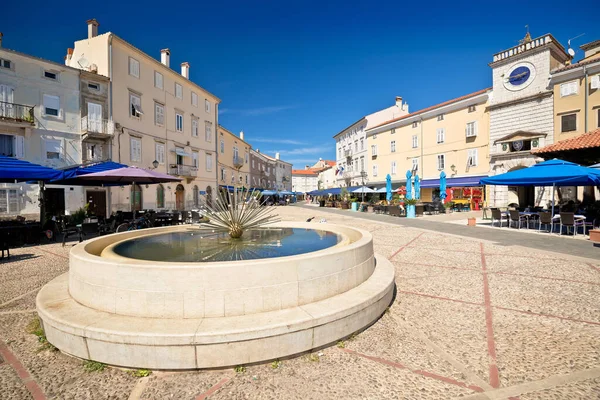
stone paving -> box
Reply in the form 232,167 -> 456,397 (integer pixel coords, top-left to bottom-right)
0,206 -> 599,399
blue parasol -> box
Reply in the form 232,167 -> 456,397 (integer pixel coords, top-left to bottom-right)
405,170 -> 413,200
439,171 -> 447,201
385,174 -> 392,202
414,174 -> 420,200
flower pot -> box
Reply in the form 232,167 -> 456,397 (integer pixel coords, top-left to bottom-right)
406,205 -> 416,218
467,217 -> 477,226
590,229 -> 600,243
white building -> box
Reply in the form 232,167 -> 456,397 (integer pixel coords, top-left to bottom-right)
292,168 -> 319,193
0,37 -> 106,219
487,33 -> 570,207
334,97 -> 409,187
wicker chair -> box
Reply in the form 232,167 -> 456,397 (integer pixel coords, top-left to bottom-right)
491,208 -> 508,227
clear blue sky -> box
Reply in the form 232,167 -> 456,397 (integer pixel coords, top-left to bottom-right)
1,0 -> 599,168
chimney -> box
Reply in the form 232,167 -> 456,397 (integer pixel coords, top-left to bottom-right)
181,62 -> 189,79
65,48 -> 73,66
239,130 -> 244,141
395,96 -> 402,107
161,49 -> 170,67
0,33 -> 3,48
87,19 -> 99,39
276,152 -> 280,160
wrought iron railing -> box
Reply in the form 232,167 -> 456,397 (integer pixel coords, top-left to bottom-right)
169,164 -> 198,177
233,156 -> 244,169
81,116 -> 115,135
0,101 -> 34,124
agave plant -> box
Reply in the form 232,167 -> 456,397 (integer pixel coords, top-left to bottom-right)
197,188 -> 279,239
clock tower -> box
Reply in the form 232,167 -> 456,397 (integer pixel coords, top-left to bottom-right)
487,33 -> 570,207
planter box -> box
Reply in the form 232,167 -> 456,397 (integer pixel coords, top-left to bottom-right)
467,217 -> 477,226
590,229 -> 600,243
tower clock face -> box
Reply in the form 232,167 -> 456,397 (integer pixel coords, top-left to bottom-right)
504,62 -> 536,91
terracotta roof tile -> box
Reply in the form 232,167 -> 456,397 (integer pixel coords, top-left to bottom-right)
292,169 -> 318,175
367,88 -> 491,131
533,128 -> 600,154
552,57 -> 600,74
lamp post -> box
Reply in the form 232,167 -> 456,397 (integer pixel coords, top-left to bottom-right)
360,170 -> 368,202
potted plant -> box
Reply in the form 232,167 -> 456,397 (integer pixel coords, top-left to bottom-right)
443,201 -> 454,214
340,187 -> 350,210
405,198 -> 418,218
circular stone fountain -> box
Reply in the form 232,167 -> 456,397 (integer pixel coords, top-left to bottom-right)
36,222 -> 394,369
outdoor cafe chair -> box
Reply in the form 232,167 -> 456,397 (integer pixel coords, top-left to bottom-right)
191,211 -> 201,223
491,208 -> 508,227
508,210 -> 528,229
537,212 -> 554,233
559,212 -> 577,236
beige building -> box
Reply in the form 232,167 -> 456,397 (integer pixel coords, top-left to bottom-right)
217,126 -> 250,190
66,19 -> 220,211
366,88 -> 491,202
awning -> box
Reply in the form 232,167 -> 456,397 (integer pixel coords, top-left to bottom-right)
0,155 -> 62,183
420,175 -> 488,188
50,161 -> 128,186
171,148 -> 191,157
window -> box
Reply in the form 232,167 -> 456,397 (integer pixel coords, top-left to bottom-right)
371,145 -> 377,156
220,140 -> 225,153
42,94 -> 60,117
245,152 -> 249,163
338,148 -> 341,158
372,164 -> 378,177
354,140 -> 358,152
0,58 -> 11,69
174,113 -> 183,132
130,93 -> 142,117
175,83 -> 183,99
130,137 -> 141,162
252,159 -> 255,168
154,71 -> 163,89
391,161 -> 397,175
467,148 -> 478,167
155,142 -> 165,165
391,128 -> 396,134
205,124 -> 212,142
412,158 -> 419,171
154,102 -> 164,126
437,154 -> 445,170
192,119 -> 198,137
561,114 -> 577,132
391,140 -> 396,153
246,175 -> 249,184
205,99 -> 211,113
468,105 -> 476,113
44,70 -> 58,80
220,168 -> 226,181
88,83 -> 99,90
412,121 -> 418,128
191,92 -> 198,107
129,57 -> 140,78
156,184 -> 165,208
437,114 -> 444,121
205,152 -> 213,171
466,121 -> 477,137
0,189 -> 19,214
412,135 -> 418,148
360,157 -> 365,172
192,151 -> 199,168
45,139 -> 61,160
560,81 -> 578,97
360,138 -> 364,150
436,128 -> 445,144
0,134 -> 24,158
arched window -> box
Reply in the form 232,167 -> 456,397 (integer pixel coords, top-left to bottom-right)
156,184 -> 165,209
131,184 -> 143,211
206,185 -> 212,207
193,185 -> 199,208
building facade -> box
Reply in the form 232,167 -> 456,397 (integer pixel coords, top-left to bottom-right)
249,149 -> 271,189
487,34 -> 570,207
366,89 -> 491,201
217,126 -> 250,190
67,19 -> 220,211
291,168 -> 319,193
0,41 -> 95,219
263,153 -> 292,191
334,97 -> 409,187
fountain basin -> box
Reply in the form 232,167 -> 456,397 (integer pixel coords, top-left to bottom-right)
37,222 -> 395,369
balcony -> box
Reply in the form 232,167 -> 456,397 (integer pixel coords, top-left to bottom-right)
233,156 -> 244,169
81,116 -> 114,137
0,101 -> 34,125
169,164 -> 198,177
344,149 -> 352,159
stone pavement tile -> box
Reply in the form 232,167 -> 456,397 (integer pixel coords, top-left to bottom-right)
394,261 -> 484,304
346,311 -> 483,388
484,254 -> 600,282
394,246 -> 483,269
0,291 -> 37,312
493,308 -> 600,388
393,294 -> 490,385
373,244 -> 404,259
518,376 -> 600,400
482,242 -> 572,261
413,232 -> 482,253
140,370 -> 230,399
488,274 -> 600,323
0,363 -> 32,400
215,347 -> 475,400
0,313 -> 136,400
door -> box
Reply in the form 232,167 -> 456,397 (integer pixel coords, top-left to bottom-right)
44,188 -> 65,217
86,190 -> 107,218
0,84 -> 14,118
131,184 -> 143,211
87,102 -> 102,133
175,184 -> 185,211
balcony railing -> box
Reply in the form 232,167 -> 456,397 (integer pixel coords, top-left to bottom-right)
81,116 -> 115,136
0,101 -> 34,125
344,149 -> 352,158
233,156 -> 244,169
169,164 -> 198,177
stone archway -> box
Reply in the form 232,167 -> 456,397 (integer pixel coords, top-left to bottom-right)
507,165 -> 534,207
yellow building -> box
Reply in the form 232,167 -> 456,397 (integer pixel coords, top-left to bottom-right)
217,126 -> 251,190
366,88 -> 491,203
549,40 -> 600,143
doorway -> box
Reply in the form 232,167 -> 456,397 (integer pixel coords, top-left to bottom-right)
44,188 -> 65,217
131,184 -> 143,211
86,190 -> 107,218
175,184 -> 185,211
206,185 -> 212,208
